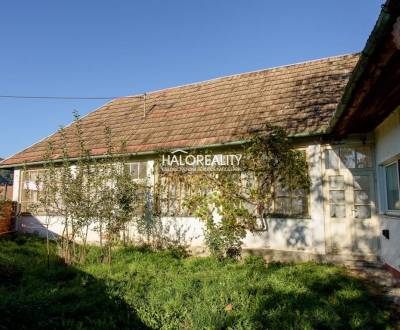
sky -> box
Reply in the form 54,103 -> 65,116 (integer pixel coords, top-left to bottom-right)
0,0 -> 383,159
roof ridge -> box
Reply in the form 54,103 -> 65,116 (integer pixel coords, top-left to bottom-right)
120,52 -> 359,99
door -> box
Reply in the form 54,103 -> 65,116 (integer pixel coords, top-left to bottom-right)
323,146 -> 379,256
350,173 -> 379,254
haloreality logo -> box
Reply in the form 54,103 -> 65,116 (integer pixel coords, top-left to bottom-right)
160,149 -> 242,172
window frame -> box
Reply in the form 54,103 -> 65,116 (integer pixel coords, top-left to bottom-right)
158,175 -> 193,217
383,159 -> 400,215
324,146 -> 373,171
19,168 -> 46,214
270,148 -> 310,219
127,161 -> 148,182
271,181 -> 310,219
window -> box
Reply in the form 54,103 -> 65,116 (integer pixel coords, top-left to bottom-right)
385,161 -> 400,211
353,175 -> 371,219
226,171 -> 309,218
20,169 -> 44,213
273,182 -> 309,217
128,162 -> 147,181
325,146 -> 372,170
159,176 -> 192,216
328,175 -> 346,218
158,171 -> 310,218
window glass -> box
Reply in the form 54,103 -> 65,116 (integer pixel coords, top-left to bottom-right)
355,147 -> 372,168
275,183 -> 290,197
329,190 -> 345,204
330,205 -> 346,218
339,148 -> 356,169
139,162 -> 147,179
274,181 -> 308,217
385,162 -> 400,210
130,163 -> 139,178
325,149 -> 339,170
354,190 -> 369,204
326,146 -> 372,170
353,175 -> 371,219
292,197 -> 307,216
129,162 -> 147,180
329,175 -> 344,190
21,170 -> 44,213
159,176 -> 191,216
274,197 -> 291,215
354,205 -> 371,219
328,174 -> 345,218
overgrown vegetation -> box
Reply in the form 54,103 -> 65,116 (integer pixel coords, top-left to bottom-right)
26,113 -> 310,262
0,234 -> 397,330
178,124 -> 310,259
26,112 -> 146,264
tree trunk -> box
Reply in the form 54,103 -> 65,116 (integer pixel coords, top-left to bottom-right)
46,222 -> 50,270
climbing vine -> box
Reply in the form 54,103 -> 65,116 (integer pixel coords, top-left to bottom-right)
160,124 -> 310,259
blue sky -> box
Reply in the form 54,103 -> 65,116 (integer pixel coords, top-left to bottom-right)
0,0 -> 383,159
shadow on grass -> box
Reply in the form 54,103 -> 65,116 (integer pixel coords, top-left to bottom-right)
0,234 -> 149,330
0,234 -> 398,329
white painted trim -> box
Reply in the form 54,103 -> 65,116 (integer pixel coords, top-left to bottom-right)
308,144 -> 326,254
12,169 -> 20,202
381,159 -> 400,214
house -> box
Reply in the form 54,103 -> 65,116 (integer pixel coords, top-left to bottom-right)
0,158 -> 13,201
1,0 -> 399,273
329,0 -> 400,275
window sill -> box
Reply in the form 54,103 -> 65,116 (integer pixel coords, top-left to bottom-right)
267,214 -> 312,220
160,215 -> 194,218
383,212 -> 400,219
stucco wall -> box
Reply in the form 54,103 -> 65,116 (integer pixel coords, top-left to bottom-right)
375,108 -> 400,165
16,214 -> 316,254
374,108 -> 400,272
13,144 -> 326,255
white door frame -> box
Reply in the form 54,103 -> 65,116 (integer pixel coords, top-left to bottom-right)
322,144 -> 379,256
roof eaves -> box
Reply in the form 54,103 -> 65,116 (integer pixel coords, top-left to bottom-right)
0,127 -> 329,169
327,0 -> 399,133
0,139 -> 249,169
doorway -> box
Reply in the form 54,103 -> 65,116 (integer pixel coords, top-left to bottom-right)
323,145 -> 379,256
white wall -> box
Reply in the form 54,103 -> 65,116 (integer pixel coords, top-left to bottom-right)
12,169 -> 20,202
15,144 -> 326,256
375,108 -> 400,166
17,214 -> 317,254
375,108 -> 400,272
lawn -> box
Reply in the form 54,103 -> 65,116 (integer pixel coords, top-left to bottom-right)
0,234 -> 397,330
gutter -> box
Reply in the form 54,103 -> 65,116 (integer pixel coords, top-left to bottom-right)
327,0 -> 399,134
0,140 -> 249,169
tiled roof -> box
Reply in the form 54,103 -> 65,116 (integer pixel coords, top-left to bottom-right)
1,53 -> 359,166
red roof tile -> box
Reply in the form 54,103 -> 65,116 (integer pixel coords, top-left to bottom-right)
1,53 -> 359,166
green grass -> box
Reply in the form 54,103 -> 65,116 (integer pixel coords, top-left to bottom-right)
0,234 -> 397,330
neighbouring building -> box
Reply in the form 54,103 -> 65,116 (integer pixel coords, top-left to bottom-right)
1,0 -> 399,274
0,158 -> 13,201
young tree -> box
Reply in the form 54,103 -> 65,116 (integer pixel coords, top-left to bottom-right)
31,112 -> 144,264
96,147 -> 143,263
